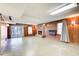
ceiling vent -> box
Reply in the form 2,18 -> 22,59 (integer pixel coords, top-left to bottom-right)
77,3 -> 79,6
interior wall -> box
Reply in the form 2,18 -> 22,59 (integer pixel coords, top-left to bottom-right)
7,24 -> 37,38
24,25 -> 28,36
37,20 -> 62,38
67,16 -> 79,44
24,25 -> 37,36
0,23 -> 8,39
1,24 -> 7,39
45,23 -> 57,37
0,23 -> 8,48
37,24 -> 43,35
37,23 -> 57,36
32,25 -> 37,36
7,24 -> 11,39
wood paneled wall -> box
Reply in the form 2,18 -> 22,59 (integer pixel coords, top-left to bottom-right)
7,24 -> 11,39
66,16 -> 79,44
45,23 -> 57,37
24,25 -> 37,36
7,24 -> 37,38
32,25 -> 37,36
24,25 -> 28,36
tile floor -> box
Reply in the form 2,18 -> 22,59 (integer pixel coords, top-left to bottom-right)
0,36 -> 79,56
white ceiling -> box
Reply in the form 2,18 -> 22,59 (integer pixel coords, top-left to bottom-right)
0,3 -> 79,24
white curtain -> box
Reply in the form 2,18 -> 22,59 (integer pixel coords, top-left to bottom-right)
0,24 -> 7,48
42,24 -> 45,36
60,20 -> 70,42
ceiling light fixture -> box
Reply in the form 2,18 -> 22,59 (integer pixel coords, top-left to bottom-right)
50,3 -> 77,15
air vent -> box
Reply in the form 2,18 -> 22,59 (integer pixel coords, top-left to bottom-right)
77,3 -> 79,6
9,16 -> 12,21
0,13 -> 2,15
0,13 -> 4,21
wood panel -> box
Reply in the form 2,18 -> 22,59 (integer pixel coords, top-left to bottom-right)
24,25 -> 37,36
7,24 -> 37,37
24,25 -> 28,36
66,16 -> 79,44
7,24 -> 11,39
32,25 -> 37,36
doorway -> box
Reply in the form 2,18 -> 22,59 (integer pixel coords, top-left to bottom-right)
57,22 -> 63,40
57,23 -> 63,35
28,26 -> 32,35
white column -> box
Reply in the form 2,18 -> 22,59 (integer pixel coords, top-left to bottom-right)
0,22 -> 1,48
60,20 -> 70,42
42,24 -> 45,37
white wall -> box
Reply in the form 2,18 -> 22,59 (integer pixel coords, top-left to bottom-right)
0,24 -> 8,48
1,24 -> 7,39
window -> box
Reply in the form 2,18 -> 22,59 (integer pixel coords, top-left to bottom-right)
28,26 -> 32,34
11,25 -> 23,38
57,23 -> 63,35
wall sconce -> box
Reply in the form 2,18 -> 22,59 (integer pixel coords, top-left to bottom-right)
71,21 -> 75,25
43,24 -> 45,26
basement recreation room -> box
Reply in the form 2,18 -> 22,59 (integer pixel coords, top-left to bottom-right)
0,3 -> 79,56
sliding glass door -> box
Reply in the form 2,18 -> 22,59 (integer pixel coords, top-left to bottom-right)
11,25 -> 24,38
